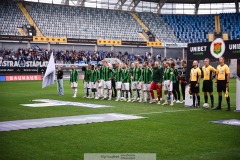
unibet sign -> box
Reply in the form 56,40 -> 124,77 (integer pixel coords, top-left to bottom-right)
187,38 -> 240,60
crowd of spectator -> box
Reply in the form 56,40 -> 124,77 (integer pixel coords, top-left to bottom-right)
0,46 -> 182,66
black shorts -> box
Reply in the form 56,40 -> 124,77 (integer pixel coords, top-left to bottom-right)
190,81 -> 199,93
217,80 -> 228,92
202,80 -> 213,92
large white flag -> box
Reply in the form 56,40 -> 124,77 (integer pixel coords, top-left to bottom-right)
42,52 -> 55,88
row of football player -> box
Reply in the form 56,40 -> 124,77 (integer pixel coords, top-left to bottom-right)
69,59 -> 186,106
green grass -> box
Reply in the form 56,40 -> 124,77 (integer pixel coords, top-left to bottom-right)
0,79 -> 239,160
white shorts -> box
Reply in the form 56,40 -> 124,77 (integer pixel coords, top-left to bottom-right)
138,82 -> 143,89
142,83 -> 150,91
116,82 -> 122,89
163,80 -> 173,91
84,81 -> 88,89
132,81 -> 141,90
122,83 -> 130,91
104,80 -> 112,90
98,80 -> 104,88
89,82 -> 98,89
71,82 -> 78,88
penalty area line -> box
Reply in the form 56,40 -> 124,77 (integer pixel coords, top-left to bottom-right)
134,109 -> 200,116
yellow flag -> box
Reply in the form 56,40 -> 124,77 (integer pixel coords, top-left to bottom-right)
225,88 -> 229,98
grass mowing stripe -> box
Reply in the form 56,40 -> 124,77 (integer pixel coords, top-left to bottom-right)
134,109 -> 200,115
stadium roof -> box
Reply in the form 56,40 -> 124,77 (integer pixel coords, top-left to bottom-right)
24,0 -> 239,14
141,0 -> 239,13
143,0 -> 236,4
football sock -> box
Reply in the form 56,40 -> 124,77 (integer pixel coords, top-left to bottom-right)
210,95 -> 214,107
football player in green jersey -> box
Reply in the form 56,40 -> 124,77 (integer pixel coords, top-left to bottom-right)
89,65 -> 99,99
97,59 -> 107,99
102,61 -> 114,100
162,61 -> 174,106
114,62 -> 123,101
70,65 -> 79,98
131,61 -> 142,102
96,64 -> 104,99
122,62 -> 131,102
141,61 -> 153,103
83,64 -> 91,98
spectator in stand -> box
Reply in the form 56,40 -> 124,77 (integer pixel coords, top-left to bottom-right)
0,47 -> 178,65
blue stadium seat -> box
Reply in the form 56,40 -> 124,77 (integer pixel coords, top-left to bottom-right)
220,13 -> 240,40
137,12 -> 179,43
160,14 -> 215,43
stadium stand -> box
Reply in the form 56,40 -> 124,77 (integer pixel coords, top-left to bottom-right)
137,12 -> 180,43
161,14 -> 215,43
25,2 -> 143,41
220,13 -> 240,40
0,0 -> 29,36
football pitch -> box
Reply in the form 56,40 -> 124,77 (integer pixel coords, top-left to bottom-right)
0,79 -> 240,160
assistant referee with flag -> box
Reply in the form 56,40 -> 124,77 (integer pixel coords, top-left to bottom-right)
214,57 -> 231,111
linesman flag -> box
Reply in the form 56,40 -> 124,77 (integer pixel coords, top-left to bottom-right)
42,52 -> 55,88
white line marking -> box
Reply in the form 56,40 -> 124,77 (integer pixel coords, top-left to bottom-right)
0,113 -> 145,131
134,109 -> 200,115
21,99 -> 113,108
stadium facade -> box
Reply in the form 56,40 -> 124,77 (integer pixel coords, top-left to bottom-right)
0,0 -> 239,77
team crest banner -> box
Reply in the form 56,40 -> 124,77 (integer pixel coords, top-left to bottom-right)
214,42 -> 222,54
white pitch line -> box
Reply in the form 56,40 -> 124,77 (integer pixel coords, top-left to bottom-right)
134,109 -> 200,115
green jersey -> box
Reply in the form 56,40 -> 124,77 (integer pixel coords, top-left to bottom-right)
102,67 -> 114,81
70,69 -> 78,82
95,69 -> 100,81
89,69 -> 98,82
163,67 -> 173,81
141,67 -> 153,84
115,67 -> 123,82
152,66 -> 163,83
99,66 -> 105,80
122,68 -> 131,83
83,69 -> 90,82
131,67 -> 142,82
